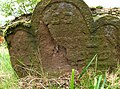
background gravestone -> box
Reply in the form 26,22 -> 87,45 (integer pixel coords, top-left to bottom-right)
31,0 -> 94,74
94,15 -> 120,71
5,24 -> 40,77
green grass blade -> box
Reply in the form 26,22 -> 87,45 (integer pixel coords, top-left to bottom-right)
70,69 -> 75,89
94,76 -> 98,89
97,75 -> 102,89
78,54 -> 97,79
101,75 -> 106,89
95,55 -> 98,74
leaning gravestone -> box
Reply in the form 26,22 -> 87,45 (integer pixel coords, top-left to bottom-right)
4,23 -> 40,77
5,1 -> 120,77
94,15 -> 120,71
31,0 -> 94,74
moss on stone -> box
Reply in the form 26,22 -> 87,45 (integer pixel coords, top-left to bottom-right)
3,20 -> 31,37
93,15 -> 120,71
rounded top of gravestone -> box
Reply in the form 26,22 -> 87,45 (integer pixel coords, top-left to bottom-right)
95,15 -> 120,30
11,13 -> 32,23
31,0 -> 94,32
4,20 -> 31,37
94,15 -> 120,71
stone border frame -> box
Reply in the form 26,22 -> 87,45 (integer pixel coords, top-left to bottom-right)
31,0 -> 94,32
4,21 -> 35,48
95,15 -> 120,31
4,21 -> 31,34
94,15 -> 120,44
4,21 -> 33,38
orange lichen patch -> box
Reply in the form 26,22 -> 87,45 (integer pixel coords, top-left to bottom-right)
0,36 -> 4,44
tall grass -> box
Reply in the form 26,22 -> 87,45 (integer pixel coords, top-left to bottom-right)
0,44 -> 18,89
70,55 -> 120,89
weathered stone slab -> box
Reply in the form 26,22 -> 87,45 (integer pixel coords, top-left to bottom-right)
31,0 -> 94,74
4,23 -> 40,77
37,21 -> 72,76
94,15 -> 120,71
4,0 -> 120,78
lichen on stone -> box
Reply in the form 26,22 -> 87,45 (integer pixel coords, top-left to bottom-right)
3,20 -> 31,37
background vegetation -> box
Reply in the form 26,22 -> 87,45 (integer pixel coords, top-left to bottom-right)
0,0 -> 41,17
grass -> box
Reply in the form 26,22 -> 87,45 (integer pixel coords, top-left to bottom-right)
0,44 -> 18,89
0,44 -> 120,89
70,69 -> 75,89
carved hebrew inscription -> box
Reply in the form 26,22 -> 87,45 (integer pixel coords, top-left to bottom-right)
42,2 -> 90,66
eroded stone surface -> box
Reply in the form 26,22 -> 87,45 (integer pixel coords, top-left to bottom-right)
5,26 -> 39,77
37,21 -> 71,76
94,15 -> 120,71
31,0 -> 94,74
42,2 -> 90,63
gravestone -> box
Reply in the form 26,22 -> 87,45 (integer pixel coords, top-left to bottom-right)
5,24 -> 40,77
5,1 -> 120,77
31,0 -> 94,74
94,15 -> 120,71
